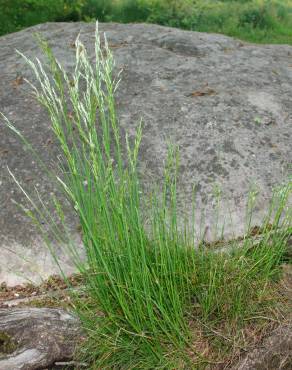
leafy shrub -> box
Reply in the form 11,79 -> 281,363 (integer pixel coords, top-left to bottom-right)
109,0 -> 151,23
239,4 -> 276,29
81,0 -> 113,22
0,0 -> 64,35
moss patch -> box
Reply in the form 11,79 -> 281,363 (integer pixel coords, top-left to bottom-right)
0,331 -> 17,357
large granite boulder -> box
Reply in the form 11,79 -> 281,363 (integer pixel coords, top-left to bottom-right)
0,22 -> 291,285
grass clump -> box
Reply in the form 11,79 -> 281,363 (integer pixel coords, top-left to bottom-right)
2,24 -> 291,368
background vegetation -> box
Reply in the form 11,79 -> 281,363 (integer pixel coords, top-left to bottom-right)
1,0 -> 292,44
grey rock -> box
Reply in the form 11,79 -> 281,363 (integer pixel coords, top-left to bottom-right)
232,322 -> 292,370
0,307 -> 82,370
0,22 -> 291,285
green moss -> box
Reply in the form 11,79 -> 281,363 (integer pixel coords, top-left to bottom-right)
0,331 -> 17,357
25,297 -> 71,309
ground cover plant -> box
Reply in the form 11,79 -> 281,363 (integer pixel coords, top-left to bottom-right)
0,0 -> 292,44
2,24 -> 292,368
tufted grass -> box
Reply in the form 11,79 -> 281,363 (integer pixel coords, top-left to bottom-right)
2,23 -> 291,368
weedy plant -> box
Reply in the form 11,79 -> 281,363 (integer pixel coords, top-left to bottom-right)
2,23 -> 291,369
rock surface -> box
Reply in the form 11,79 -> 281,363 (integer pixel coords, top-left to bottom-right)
232,322 -> 292,370
0,307 -> 82,370
0,22 -> 291,285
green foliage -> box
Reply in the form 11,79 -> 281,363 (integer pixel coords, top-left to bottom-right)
239,3 -> 276,29
81,0 -> 113,22
1,0 -> 292,44
0,0 -> 62,35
